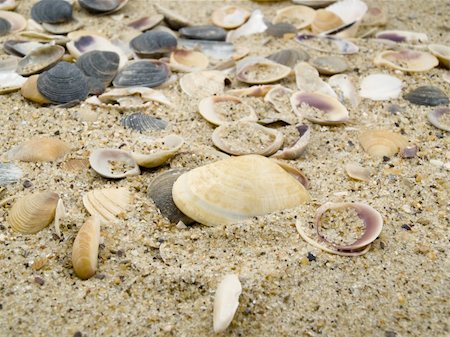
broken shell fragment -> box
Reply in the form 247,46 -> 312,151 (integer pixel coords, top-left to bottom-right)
263,85 -> 297,124
76,50 -> 120,85
345,162 -> 371,181
198,95 -> 257,126
213,274 -> 242,333
374,49 -> 438,72
266,48 -> 310,68
359,130 -> 408,158
271,124 -> 310,160
404,86 -> 449,106
121,113 -> 168,132
16,45 -> 65,76
82,187 -> 132,224
112,60 -> 170,88
31,0 -> 72,24
359,74 -> 402,101
212,5 -> 250,30
328,74 -> 360,108
169,49 -> 209,72
130,135 -> 184,168
311,9 -> 343,34
72,216 -> 100,280
179,70 -> 228,98
53,198 -> 65,238
296,33 -> 359,54
428,44 -> 450,69
20,74 -> 51,104
8,191 -> 59,234
294,62 -> 337,97
7,137 -> 70,162
89,148 -> 140,179
311,56 -> 348,75
375,30 -> 427,43
226,9 -> 267,42
130,30 -> 177,58
427,108 -> 450,132
273,5 -> 316,30
236,57 -> 291,84
0,163 -> 22,187
0,67 -> 26,94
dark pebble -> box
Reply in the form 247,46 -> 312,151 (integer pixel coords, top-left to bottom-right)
34,276 -> 45,286
380,241 -> 385,249
348,140 -> 354,146
0,303 -> 3,309
385,331 -> 397,337
0,224 -> 5,230
116,249 -> 124,257
307,252 -> 316,262
73,332 -> 82,337
401,224 -> 412,231
383,156 -> 390,162
22,180 -> 32,188
94,273 -> 106,280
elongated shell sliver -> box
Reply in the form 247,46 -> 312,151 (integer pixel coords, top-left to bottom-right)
72,216 -> 100,280
213,274 -> 242,333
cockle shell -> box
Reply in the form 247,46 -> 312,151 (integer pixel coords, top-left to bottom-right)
112,60 -> 170,88
212,5 -> 250,29
273,6 -> 316,30
213,274 -> 242,333
294,62 -> 337,97
271,124 -> 310,160
8,191 -> 59,234
226,10 -> 267,42
76,50 -> 120,85
236,57 -> 291,84
374,49 -> 438,72
72,216 -> 100,280
16,45 -> 65,76
359,74 -> 402,101
172,154 -> 310,226
375,30 -> 428,43
198,95 -> 257,125
7,137 -> 70,162
404,86 -> 448,106
89,149 -> 140,179
296,33 -> 359,54
130,134 -> 184,168
82,187 -> 132,224
179,70 -> 228,98
169,49 -> 209,73
121,113 -> 168,132
359,130 -> 408,158
427,44 -> 450,69
427,108 -> 450,132
130,30 -> 177,59
311,9 -> 343,34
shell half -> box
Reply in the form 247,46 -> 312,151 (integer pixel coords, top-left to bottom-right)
72,216 -> 101,280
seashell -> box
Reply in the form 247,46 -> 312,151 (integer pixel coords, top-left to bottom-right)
294,62 -> 337,97
226,85 -> 275,98
127,15 -> 164,32
0,10 -> 26,33
148,169 -> 194,225
79,0 -> 128,14
7,137 -> 70,162
72,216 -> 100,280
82,187 -> 132,224
328,74 -> 360,108
3,40 -> 45,57
76,50 -> 119,85
296,33 -> 359,54
359,130 -> 408,158
154,4 -> 191,30
60,158 -> 90,172
262,85 -> 297,124
272,159 -> 309,188
213,274 -> 242,333
212,5 -> 250,29
291,91 -> 349,125
427,44 -> 450,69
198,95 -> 257,126
169,49 -> 209,73
345,162 -> 370,181
273,5 -> 316,30
374,50 -> 438,72
226,10 -> 267,42
8,192 -> 59,234
89,149 -> 140,179
37,61 -> 89,104
20,75 -> 51,104
311,56 -> 348,75
404,86 -> 449,107
112,60 -> 170,88
272,124 -> 310,160
0,67 -> 26,94
444,71 -> 450,84
180,25 -> 227,41
172,154 -> 310,226
0,163 -> 22,186
178,39 -> 234,61
361,6 -> 387,27
266,48 -> 310,68
359,74 -> 402,101
129,135 -> 184,168
179,70 -> 228,98
311,9 -> 343,34
0,0 -> 18,11
16,45 -> 65,76
236,56 -> 291,84
427,107 -> 450,132
324,0 -> 367,37
17,31 -> 69,44
121,113 -> 168,132
212,121 -> 284,156
31,0 -> 73,24
292,0 -> 337,7
53,198 -> 65,238
41,17 -> 83,35
0,16 -> 10,36
375,30 -> 427,43
130,31 -> 177,59
265,22 -> 297,38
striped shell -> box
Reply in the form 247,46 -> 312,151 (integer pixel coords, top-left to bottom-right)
82,187 -> 132,224
7,137 -> 70,162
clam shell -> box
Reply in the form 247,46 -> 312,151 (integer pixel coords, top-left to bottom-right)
273,160 -> 309,189
345,162 -> 371,181
0,0 -> 18,11
226,9 -> 267,42
271,124 -> 310,160
37,61 -> 89,104
294,62 -> 337,97
374,49 -> 438,72
375,30 -> 428,43
130,135 -> 184,168
361,6 -> 387,27
172,154 -> 310,226
148,169 -> 194,225
427,44 -> 450,69
3,40 -> 45,57
20,74 -> 51,104
296,33 -> 359,54
121,113 -> 168,132
273,5 -> 316,30
8,191 -> 59,234
211,121 -> 284,156
359,130 -> 408,158
82,187 -> 132,224
112,60 -> 170,88
266,48 -> 310,68
311,9 -> 343,34
236,56 -> 291,84
79,0 -> 128,14
76,50 -> 119,85
72,216 -> 100,280
328,74 -> 360,108
89,148 -> 140,179
404,86 -> 449,107
359,74 -> 402,101
130,31 -> 177,58
263,85 -> 297,124
198,95 -> 257,126
127,15 -> 164,32
0,10 -> 26,32
179,70 -> 228,98
213,274 -> 242,333
226,85 -> 275,98
42,17 -> 83,34
311,56 -> 348,75
0,163 -> 22,186
178,39 -> 234,61
169,49 -> 209,73
16,45 -> 65,76
211,5 -> 250,29
324,0 -> 367,37
31,0 -> 72,24
180,25 -> 227,41
427,107 -> 450,132
291,91 -> 349,125
265,22 -> 297,38
0,66 -> 26,94
7,137 -> 70,162
0,16 -> 11,36
17,30 -> 69,44
154,4 -> 191,30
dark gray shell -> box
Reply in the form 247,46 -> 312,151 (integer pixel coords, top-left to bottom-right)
31,0 -> 73,24
79,0 -> 123,14
0,163 -> 22,187
130,31 -> 177,58
0,17 -> 11,36
265,22 -> 297,38
404,86 -> 449,106
76,50 -> 119,84
112,60 -> 170,88
37,61 -> 89,104
267,48 -> 310,68
179,25 -> 226,41
148,169 -> 194,224
86,76 -> 106,95
121,113 -> 168,132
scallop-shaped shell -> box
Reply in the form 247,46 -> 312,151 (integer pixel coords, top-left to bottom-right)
79,0 -> 128,14
375,30 -> 427,43
169,49 -> 209,72
82,187 -> 132,224
212,121 -> 284,156
236,57 -> 291,84
31,0 -> 72,24
89,148 -> 140,179
294,62 -> 337,97
42,17 -> 83,35
427,108 -> 450,132
296,33 -> 359,54
345,162 -> 370,181
127,15 -> 164,31
76,50 -> 119,85
130,31 -> 177,58
198,95 -> 257,126
403,86 -> 449,107
212,5 -> 250,29
374,50 -> 438,72
359,74 -> 402,101
311,56 -> 348,75
0,163 -> 22,187
130,135 -> 184,168
311,9 -> 343,33
226,9 -> 267,42
20,74 -> 51,104
213,274 -> 242,333
72,216 -> 100,280
359,130 -> 408,158
16,45 -> 65,76
121,113 -> 168,132
266,48 -> 310,68
179,70 -> 228,98
172,154 -> 310,226
37,61 -> 89,104
273,6 -> 316,30
112,60 -> 170,88
291,91 -> 349,125
427,44 -> 450,69
0,10 -> 26,32
7,137 -> 70,162
8,191 -> 59,234
271,124 -> 310,160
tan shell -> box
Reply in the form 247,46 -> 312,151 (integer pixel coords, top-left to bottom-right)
172,154 -> 310,226
169,49 -> 209,72
72,216 -> 100,280
179,70 -> 228,98
428,44 -> 450,69
236,57 -> 291,84
17,31 -> 69,44
311,9 -> 343,34
359,130 -> 409,157
20,75 -> 51,104
273,6 -> 316,30
374,49 -> 438,72
0,10 -> 26,32
212,121 -> 284,156
130,134 -> 184,168
89,148 -> 140,179
212,5 -> 250,29
198,95 -> 257,126
226,85 -> 275,97
8,192 -> 59,234
273,159 -> 309,189
427,107 -> 450,132
16,45 -> 65,76
345,162 -> 371,181
61,158 -> 90,172
82,187 -> 132,224
7,137 -> 70,162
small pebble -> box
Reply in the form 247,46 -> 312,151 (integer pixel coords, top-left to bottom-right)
385,331 -> 397,337
307,252 -> 316,262
401,224 -> 412,231
383,156 -> 390,162
22,180 -> 32,188
34,276 -> 45,286
94,273 -> 106,280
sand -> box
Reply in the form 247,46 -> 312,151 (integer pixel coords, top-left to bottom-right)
0,0 -> 449,336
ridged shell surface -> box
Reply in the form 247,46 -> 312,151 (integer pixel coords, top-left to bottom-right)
31,0 -> 72,24
112,61 -> 170,88
79,0 -> 124,13
76,50 -> 119,84
130,31 -> 177,58
121,113 -> 168,132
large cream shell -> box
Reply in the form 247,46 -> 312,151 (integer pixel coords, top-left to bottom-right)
89,148 -> 140,179
9,191 -> 59,234
212,5 -> 250,29
72,216 -> 100,280
236,57 -> 291,84
7,137 -> 70,162
198,95 -> 257,126
273,6 -> 316,30
359,130 -> 408,157
374,49 -> 438,72
311,9 -> 343,34
172,154 -> 310,226
82,187 -> 132,224
179,70 -> 227,98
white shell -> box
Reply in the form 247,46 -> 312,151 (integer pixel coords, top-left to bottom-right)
169,49 -> 209,73
236,56 -> 291,84
198,95 -> 257,125
294,62 -> 337,97
212,5 -> 250,29
226,10 -> 267,42
428,44 -> 450,69
0,69 -> 26,94
130,135 -> 184,168
213,274 -> 242,333
89,149 -> 140,179
328,74 -> 360,108
327,0 -> 367,24
359,74 -> 402,101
